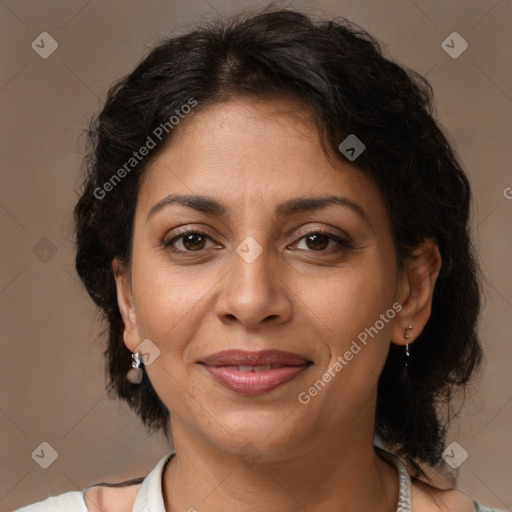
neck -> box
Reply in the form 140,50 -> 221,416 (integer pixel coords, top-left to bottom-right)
162,425 -> 399,512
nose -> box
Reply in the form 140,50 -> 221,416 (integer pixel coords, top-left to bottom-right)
214,243 -> 293,330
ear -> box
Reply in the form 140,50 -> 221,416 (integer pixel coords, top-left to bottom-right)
112,257 -> 141,353
391,239 -> 442,346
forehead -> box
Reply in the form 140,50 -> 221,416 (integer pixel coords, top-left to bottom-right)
137,98 -> 387,225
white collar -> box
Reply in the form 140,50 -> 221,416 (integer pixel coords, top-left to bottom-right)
131,450 -> 176,512
127,447 -> 411,512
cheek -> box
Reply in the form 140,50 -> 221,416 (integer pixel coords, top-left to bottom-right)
130,254 -> 207,353
301,255 -> 396,368
304,259 -> 394,326
131,265 -> 201,408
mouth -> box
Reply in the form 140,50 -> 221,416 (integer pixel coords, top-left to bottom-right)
198,349 -> 313,395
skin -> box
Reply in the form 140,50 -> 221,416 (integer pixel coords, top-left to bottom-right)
105,98 -> 474,512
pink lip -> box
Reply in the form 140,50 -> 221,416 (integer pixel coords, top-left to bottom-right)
200,349 -> 311,366
199,349 -> 312,395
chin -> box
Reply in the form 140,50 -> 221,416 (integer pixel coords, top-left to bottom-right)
199,409 -> 310,460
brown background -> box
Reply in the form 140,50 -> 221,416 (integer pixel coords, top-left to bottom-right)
1,0 -> 511,510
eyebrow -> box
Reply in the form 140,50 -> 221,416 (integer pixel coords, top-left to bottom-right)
146,193 -> 370,224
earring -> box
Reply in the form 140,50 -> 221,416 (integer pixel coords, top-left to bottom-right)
404,325 -> 413,367
126,352 -> 144,384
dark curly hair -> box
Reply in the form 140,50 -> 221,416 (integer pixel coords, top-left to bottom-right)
73,6 -> 483,484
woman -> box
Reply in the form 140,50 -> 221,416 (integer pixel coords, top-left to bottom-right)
14,7 -> 507,512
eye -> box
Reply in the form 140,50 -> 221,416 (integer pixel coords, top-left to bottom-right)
293,230 -> 353,252
162,229 -> 219,253
162,228 -> 353,255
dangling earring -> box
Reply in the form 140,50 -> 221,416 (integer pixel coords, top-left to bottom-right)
403,325 -> 413,367
400,325 -> 414,401
127,352 -> 144,384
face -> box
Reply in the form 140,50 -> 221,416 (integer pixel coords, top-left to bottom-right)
113,98 -> 432,460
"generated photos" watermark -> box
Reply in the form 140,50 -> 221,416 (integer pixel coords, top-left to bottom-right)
94,97 -> 198,200
298,302 -> 403,404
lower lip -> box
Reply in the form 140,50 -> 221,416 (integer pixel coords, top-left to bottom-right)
201,364 -> 311,395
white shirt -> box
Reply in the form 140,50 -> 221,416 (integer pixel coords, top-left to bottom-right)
13,450 -> 174,512
12,448 -> 504,511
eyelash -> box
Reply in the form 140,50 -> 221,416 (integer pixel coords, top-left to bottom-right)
162,228 -> 353,255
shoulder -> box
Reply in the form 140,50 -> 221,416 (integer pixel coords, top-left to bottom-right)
410,479 -> 507,512
84,483 -> 142,512
12,491 -> 87,512
83,452 -> 171,512
12,484 -> 143,512
411,479 -> 478,512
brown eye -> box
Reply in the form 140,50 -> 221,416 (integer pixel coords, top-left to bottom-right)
304,233 -> 330,251
163,230 -> 218,253
181,232 -> 206,251
294,231 -> 352,253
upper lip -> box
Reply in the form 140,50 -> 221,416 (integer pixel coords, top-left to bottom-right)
199,349 -> 312,367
